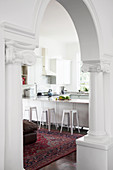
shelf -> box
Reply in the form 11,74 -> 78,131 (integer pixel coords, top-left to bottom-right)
22,74 -> 27,77
22,66 -> 28,85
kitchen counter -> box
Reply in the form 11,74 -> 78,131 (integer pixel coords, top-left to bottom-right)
23,96 -> 89,104
23,96 -> 89,128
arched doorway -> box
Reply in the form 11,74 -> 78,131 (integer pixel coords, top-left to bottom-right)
33,1 -> 112,170
2,0 -> 113,170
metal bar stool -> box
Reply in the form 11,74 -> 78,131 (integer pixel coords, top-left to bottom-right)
39,108 -> 57,131
60,109 -> 80,135
24,106 -> 38,127
24,106 -> 30,120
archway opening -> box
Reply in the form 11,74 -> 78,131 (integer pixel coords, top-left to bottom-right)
23,0 -> 100,169
23,0 -> 90,169
35,0 -> 90,94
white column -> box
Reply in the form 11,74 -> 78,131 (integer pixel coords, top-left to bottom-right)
5,41 -> 36,170
5,62 -> 23,170
81,62 -> 111,138
76,61 -> 113,170
89,71 -> 105,136
0,26 -> 5,170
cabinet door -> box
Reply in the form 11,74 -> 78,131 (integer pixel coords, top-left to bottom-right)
34,58 -> 42,83
27,65 -> 35,85
63,60 -> 71,84
56,60 -> 64,84
56,60 -> 71,85
27,58 -> 42,85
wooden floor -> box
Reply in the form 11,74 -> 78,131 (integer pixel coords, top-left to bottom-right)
40,152 -> 76,170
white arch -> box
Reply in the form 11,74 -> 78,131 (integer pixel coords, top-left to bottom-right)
32,0 -> 102,62
82,0 -> 103,57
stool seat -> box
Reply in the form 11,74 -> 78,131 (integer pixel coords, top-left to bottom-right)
60,109 -> 80,135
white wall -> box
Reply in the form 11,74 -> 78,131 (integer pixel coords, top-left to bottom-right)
91,0 -> 113,57
39,37 -> 66,60
0,0 -> 37,29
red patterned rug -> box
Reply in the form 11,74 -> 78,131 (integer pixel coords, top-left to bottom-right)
24,129 -> 83,170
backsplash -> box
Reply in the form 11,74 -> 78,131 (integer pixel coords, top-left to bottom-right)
22,83 -> 62,97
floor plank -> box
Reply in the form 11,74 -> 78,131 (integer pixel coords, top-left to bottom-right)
40,152 -> 76,170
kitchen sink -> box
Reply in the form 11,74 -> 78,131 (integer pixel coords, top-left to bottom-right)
37,92 -> 59,97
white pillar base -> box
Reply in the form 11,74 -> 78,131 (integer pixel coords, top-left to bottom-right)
76,135 -> 113,170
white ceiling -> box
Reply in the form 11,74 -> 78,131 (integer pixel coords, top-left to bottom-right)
39,0 -> 79,43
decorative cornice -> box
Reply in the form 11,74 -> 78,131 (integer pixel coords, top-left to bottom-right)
15,50 -> 36,66
1,22 -> 35,39
81,61 -> 110,73
6,40 -> 37,50
5,41 -> 37,65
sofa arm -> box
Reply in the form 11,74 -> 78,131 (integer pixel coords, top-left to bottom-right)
24,132 -> 37,145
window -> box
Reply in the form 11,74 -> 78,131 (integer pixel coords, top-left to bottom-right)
80,71 -> 89,91
79,62 -> 90,92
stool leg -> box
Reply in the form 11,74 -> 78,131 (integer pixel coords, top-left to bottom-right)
39,119 -> 41,129
48,109 -> 50,131
60,111 -> 65,133
68,113 -> 70,131
24,109 -> 30,120
46,111 -> 48,129
53,108 -> 57,129
39,118 -> 42,129
30,108 -> 32,122
39,109 -> 43,129
76,111 -> 80,133
70,111 -> 74,135
35,107 -> 38,127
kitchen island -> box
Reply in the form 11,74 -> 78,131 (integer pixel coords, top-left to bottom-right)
23,97 -> 89,128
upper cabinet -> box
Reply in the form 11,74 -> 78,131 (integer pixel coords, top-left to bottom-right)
27,65 -> 35,85
50,59 -> 71,85
21,47 -> 71,85
27,58 -> 42,85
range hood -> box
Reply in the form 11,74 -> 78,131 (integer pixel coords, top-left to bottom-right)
42,48 -> 56,76
42,68 -> 56,76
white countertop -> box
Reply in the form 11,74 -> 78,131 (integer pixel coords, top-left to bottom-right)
23,97 -> 89,104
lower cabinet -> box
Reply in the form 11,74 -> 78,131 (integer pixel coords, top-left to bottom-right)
23,99 -> 89,128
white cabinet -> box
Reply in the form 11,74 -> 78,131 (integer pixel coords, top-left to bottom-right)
56,60 -> 64,84
27,58 -> 42,84
27,65 -> 35,85
50,59 -> 71,85
34,58 -> 42,83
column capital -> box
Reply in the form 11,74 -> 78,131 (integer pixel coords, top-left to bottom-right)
5,41 -> 37,65
81,61 -> 110,73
